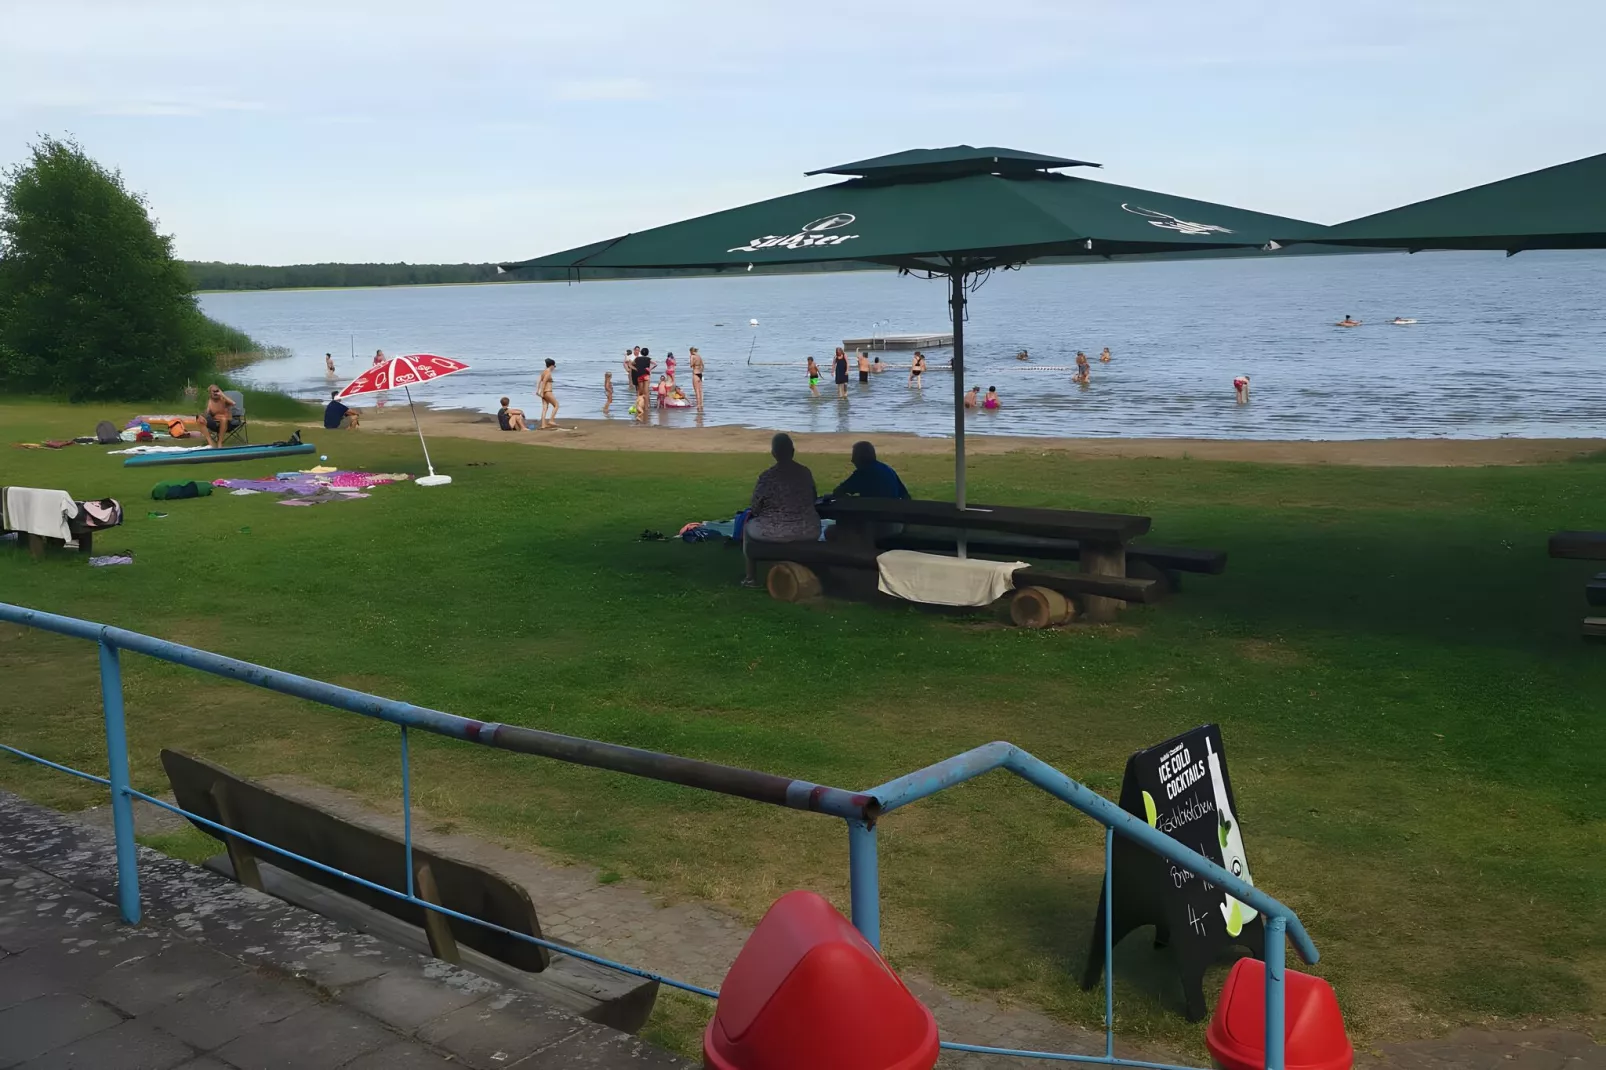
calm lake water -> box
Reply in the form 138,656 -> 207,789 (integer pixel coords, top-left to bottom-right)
201,250 -> 1606,440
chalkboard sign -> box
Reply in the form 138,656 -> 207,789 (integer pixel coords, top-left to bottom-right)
1080,724 -> 1264,1021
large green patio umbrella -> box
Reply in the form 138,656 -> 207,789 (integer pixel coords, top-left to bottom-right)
505,146 -> 1329,515
1305,152 -> 1606,253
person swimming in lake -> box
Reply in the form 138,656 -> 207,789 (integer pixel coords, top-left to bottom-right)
806,356 -> 821,397
1337,314 -> 1361,327
872,356 -> 885,374
1234,374 -> 1251,405
983,386 -> 1001,410
963,385 -> 979,409
1099,347 -> 1112,363
1075,350 -> 1091,379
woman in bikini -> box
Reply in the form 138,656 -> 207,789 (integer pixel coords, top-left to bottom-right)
689,347 -> 705,410
908,351 -> 926,390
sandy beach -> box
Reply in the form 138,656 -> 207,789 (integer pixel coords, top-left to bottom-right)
347,405 -> 1606,466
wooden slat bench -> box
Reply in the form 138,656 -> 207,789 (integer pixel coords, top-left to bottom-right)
161,749 -> 658,1031
1548,531 -> 1606,560
881,532 -> 1227,576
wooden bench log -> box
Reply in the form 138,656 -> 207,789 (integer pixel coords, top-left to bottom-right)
1549,531 -> 1606,560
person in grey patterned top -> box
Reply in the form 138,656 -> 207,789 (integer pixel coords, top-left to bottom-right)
742,432 -> 819,586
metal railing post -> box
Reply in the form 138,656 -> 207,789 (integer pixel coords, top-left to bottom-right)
1265,914 -> 1287,1070
847,818 -> 881,950
97,640 -> 141,925
1104,825 -> 1115,1062
400,726 -> 414,899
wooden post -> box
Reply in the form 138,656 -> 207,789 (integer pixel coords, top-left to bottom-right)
27,534 -> 45,560
1079,540 -> 1127,623
414,861 -> 461,964
209,781 -> 263,892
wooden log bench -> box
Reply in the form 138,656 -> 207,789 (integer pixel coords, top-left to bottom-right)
742,538 -> 1157,625
160,749 -> 658,1032
1548,531 -> 1606,560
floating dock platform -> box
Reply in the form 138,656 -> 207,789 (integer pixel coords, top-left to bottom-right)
841,332 -> 953,351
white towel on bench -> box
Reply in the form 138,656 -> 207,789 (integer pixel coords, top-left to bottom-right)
876,549 -> 1028,607
3,487 -> 78,540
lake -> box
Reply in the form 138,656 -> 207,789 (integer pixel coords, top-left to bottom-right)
200,250 -> 1606,440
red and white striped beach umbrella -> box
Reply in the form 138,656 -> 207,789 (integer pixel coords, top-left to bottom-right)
336,353 -> 469,487
336,352 -> 468,399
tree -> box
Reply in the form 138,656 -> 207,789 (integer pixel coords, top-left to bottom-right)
0,136 -> 207,400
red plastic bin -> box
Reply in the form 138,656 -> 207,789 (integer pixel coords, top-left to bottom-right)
704,890 -> 939,1070
1205,957 -> 1352,1070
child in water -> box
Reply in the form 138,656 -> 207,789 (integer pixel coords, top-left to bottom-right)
1234,374 -> 1251,405
602,371 -> 614,413
806,356 -> 821,397
963,385 -> 979,409
983,386 -> 1001,410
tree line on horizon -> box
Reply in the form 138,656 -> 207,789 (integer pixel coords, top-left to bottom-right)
186,261 -> 506,291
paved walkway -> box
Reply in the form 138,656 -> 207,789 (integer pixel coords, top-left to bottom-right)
31,784 -> 1606,1070
0,791 -> 685,1070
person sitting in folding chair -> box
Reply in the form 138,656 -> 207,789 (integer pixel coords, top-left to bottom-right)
202,384 -> 242,448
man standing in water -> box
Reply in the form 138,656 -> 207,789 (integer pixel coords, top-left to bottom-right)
689,347 -> 706,410
537,358 -> 559,429
325,353 -> 336,376
856,349 -> 870,384
1075,350 -> 1091,382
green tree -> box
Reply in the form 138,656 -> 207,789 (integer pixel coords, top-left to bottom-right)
0,136 -> 206,400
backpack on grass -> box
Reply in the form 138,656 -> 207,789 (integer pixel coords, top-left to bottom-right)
150,480 -> 213,501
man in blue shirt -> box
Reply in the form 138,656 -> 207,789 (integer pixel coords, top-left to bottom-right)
833,441 -> 909,499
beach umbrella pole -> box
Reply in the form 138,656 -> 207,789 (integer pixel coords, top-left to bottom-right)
405,385 -> 453,487
950,264 -> 968,557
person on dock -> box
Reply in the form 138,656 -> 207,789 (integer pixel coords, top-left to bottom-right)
983,386 -> 1001,410
833,347 -> 849,399
690,347 -> 706,410
1099,347 -> 1112,363
602,371 -> 614,414
856,349 -> 870,384
908,351 -> 926,390
807,356 -> 821,397
964,385 -> 979,409
537,358 -> 559,428
1337,314 -> 1361,327
497,396 -> 527,431
742,433 -> 820,588
1234,374 -> 1251,405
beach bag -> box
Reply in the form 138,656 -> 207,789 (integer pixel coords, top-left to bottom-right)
94,420 -> 120,445
151,480 -> 214,501
167,418 -> 188,438
75,498 -> 123,529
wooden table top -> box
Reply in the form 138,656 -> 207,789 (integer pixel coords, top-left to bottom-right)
816,497 -> 1151,543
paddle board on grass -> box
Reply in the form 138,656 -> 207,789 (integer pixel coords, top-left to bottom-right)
123,442 -> 318,467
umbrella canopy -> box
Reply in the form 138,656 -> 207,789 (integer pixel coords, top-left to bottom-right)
504,146 -> 1329,523
336,354 -> 469,487
337,353 -> 469,399
1307,152 -> 1606,252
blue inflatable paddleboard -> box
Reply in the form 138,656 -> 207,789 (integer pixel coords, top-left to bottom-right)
122,442 -> 318,467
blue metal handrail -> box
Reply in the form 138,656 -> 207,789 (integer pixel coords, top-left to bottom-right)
0,601 -> 1309,1069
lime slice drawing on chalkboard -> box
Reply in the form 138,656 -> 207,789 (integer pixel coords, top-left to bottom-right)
1219,814 -> 1232,849
1142,790 -> 1158,827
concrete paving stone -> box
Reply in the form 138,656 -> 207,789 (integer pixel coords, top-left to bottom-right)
0,993 -> 124,1068
415,993 -> 586,1070
0,953 -> 72,1011
172,1060 -> 233,1070
340,1040 -> 464,1069
85,940 -> 247,1017
142,971 -> 321,1053
15,1019 -> 196,1070
212,1003 -> 393,1070
336,971 -> 494,1035
513,1024 -> 689,1068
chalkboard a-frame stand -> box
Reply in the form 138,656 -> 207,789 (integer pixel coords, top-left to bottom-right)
1080,724 -> 1264,1021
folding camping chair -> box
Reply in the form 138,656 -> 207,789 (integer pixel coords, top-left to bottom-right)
222,390 -> 248,445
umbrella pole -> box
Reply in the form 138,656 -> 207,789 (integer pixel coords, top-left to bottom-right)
949,265 -> 968,558
405,386 -> 452,487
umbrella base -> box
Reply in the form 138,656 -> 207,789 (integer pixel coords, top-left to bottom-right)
416,473 -> 453,487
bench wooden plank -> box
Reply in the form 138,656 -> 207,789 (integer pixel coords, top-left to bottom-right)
1588,575 -> 1606,607
1015,568 -> 1158,604
1585,617 -> 1606,641
817,497 -> 1151,542
1549,531 -> 1606,560
882,533 -> 1226,574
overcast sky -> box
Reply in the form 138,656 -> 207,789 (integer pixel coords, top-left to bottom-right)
3,0 -> 1603,264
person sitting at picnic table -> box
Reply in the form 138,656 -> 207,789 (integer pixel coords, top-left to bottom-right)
497,396 -> 528,431
323,391 -> 360,430
201,384 -> 239,447
742,432 -> 819,588
833,441 -> 909,499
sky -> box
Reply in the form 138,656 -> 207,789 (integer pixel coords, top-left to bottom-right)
3,0 -> 1604,265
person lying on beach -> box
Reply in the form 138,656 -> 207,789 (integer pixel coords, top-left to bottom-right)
202,385 -> 239,447
983,386 -> 1001,410
498,396 -> 528,431
742,433 -> 820,587
963,385 -> 979,409
324,391 -> 360,430
1336,315 -> 1361,327
832,440 -> 909,500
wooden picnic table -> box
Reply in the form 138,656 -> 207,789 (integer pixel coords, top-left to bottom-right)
816,497 -> 1152,621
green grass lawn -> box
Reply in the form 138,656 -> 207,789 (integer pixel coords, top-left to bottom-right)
2,397 -> 1603,1055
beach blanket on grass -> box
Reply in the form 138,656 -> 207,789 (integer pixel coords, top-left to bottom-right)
212,471 -> 410,497
875,549 -> 1029,607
